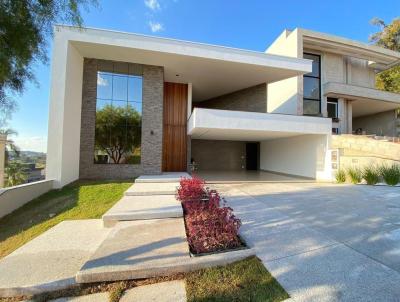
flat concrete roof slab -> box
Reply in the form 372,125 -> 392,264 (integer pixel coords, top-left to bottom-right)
102,195 -> 183,227
265,244 -> 400,302
50,292 -> 109,302
0,220 -> 111,297
125,182 -> 179,196
76,219 -> 189,283
120,280 -> 186,302
135,173 -> 190,183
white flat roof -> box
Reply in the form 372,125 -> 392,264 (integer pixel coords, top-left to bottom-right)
188,108 -> 331,141
299,28 -> 400,68
55,25 -> 312,102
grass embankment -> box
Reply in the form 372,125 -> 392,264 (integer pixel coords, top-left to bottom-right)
0,180 -> 132,259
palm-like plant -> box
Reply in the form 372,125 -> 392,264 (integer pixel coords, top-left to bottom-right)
5,161 -> 27,187
0,128 -> 20,164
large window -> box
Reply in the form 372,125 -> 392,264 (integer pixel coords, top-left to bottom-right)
94,66 -> 143,164
303,53 -> 321,116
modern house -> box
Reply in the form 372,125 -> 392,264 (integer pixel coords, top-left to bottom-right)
46,26 -> 400,188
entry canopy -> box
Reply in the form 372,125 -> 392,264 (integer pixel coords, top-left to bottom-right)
188,108 -> 332,141
57,25 -> 312,102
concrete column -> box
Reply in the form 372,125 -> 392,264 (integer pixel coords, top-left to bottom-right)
338,98 -> 346,133
46,33 -> 84,188
0,134 -> 6,188
347,101 -> 353,134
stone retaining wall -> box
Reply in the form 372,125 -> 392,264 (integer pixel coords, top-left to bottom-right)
332,135 -> 400,169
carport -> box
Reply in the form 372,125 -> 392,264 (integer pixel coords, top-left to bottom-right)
188,108 -> 332,180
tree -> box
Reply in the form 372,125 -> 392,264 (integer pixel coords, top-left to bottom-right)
95,105 -> 142,164
0,128 -> 20,165
370,18 -> 400,93
0,0 -> 98,124
5,161 -> 27,187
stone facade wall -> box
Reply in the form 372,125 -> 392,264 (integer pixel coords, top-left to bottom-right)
79,58 -> 164,179
196,84 -> 267,113
191,139 -> 246,171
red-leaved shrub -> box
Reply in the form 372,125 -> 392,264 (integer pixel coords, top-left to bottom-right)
177,176 -> 242,254
177,177 -> 206,204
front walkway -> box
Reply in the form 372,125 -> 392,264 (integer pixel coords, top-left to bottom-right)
216,182 -> 400,302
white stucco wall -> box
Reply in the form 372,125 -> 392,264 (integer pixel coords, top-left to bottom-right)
260,134 -> 330,180
0,180 -> 54,218
46,30 -> 83,188
266,30 -> 302,115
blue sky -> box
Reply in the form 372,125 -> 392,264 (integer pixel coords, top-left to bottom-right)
10,0 -> 400,152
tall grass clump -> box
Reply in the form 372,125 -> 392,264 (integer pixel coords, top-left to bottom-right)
347,167 -> 362,184
362,166 -> 380,185
335,169 -> 346,183
379,164 -> 400,186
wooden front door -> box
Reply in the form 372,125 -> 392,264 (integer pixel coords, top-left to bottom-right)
162,82 -> 188,172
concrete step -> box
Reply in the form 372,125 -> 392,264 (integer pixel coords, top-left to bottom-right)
102,195 -> 183,227
0,220 -> 111,298
119,280 -> 186,302
76,218 -> 189,283
125,182 -> 179,196
76,218 -> 254,283
135,173 -> 191,183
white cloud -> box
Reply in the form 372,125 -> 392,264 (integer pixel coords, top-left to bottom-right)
144,0 -> 160,11
13,136 -> 47,153
148,21 -> 164,32
97,74 -> 108,86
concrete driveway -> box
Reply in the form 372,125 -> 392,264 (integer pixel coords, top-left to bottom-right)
215,182 -> 400,302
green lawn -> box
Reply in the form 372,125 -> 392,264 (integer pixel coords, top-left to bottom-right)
186,256 -> 289,302
0,180 -> 132,259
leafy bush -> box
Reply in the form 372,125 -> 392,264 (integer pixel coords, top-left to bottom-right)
177,176 -> 242,254
379,164 -> 400,186
347,167 -> 362,184
177,177 -> 207,204
335,169 -> 346,183
362,166 -> 380,185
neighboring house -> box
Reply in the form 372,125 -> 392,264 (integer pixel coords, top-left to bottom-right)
23,163 -> 45,183
266,29 -> 400,137
46,26 -> 400,188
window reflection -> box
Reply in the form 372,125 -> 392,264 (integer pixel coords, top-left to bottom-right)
94,67 -> 143,165
303,53 -> 321,116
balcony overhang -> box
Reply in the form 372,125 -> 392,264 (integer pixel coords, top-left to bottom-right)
56,25 -> 312,102
324,82 -> 400,117
188,108 -> 332,141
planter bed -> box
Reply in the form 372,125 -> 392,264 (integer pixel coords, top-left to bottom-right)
176,177 -> 246,256
188,235 -> 248,257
